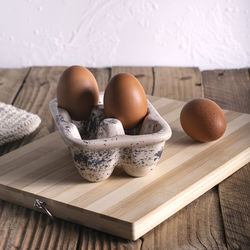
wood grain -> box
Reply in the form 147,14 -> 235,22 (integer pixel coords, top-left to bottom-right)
203,68 -> 250,249
141,187 -> 227,250
219,164 -> 250,250
202,69 -> 250,113
0,97 -> 249,241
0,68 -> 30,104
0,67 -> 66,156
0,200 -> 79,250
89,67 -> 110,91
153,67 -> 203,101
0,66 -> 81,250
14,66 -> 66,139
111,67 -> 154,95
78,228 -> 142,250
0,66 -> 249,249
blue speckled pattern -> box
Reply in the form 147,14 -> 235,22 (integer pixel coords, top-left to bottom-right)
49,94 -> 172,182
121,142 -> 165,177
72,147 -> 120,182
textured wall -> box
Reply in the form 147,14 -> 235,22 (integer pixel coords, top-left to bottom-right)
0,0 -> 249,69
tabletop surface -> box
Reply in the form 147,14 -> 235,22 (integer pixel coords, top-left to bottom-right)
0,66 -> 249,249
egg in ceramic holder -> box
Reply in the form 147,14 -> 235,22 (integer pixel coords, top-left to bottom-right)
49,93 -> 172,182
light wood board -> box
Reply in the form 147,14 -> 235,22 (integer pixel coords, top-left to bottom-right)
0,96 -> 249,240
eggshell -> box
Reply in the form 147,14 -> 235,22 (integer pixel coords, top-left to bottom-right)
180,98 -> 226,142
104,73 -> 147,129
57,66 -> 99,121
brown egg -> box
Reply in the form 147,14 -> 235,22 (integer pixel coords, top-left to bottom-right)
104,73 -> 147,129
180,98 -> 226,142
57,66 -> 99,120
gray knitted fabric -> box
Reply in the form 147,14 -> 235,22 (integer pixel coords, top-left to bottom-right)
0,102 -> 41,146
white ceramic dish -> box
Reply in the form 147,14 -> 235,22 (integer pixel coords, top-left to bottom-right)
49,93 -> 172,182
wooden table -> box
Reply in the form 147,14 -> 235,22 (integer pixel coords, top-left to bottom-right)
0,66 -> 249,249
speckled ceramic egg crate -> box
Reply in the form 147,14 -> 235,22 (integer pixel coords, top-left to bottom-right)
49,93 -> 172,182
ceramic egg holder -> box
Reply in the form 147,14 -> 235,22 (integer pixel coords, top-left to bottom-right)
49,94 -> 172,182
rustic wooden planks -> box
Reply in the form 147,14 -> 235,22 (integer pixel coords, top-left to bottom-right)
202,69 -> 250,113
203,68 -> 250,249
13,67 -> 66,139
218,164 -> 250,250
0,67 -> 66,156
0,96 -> 249,240
0,66 -> 249,249
0,68 -> 30,104
0,67 -> 81,250
153,67 -> 203,101
78,228 -> 142,250
0,200 -> 79,249
141,187 -> 227,249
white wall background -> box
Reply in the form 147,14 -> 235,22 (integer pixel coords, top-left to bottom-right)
0,0 -> 249,69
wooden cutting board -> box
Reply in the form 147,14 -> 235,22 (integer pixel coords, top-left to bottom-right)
0,96 -> 249,240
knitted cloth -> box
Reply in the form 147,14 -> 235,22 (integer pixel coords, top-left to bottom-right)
0,102 -> 41,146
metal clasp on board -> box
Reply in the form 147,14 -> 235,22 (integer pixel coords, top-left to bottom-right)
34,199 -> 54,220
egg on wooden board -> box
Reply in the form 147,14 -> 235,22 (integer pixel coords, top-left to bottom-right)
104,73 -> 147,130
180,98 -> 226,142
57,66 -> 99,121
